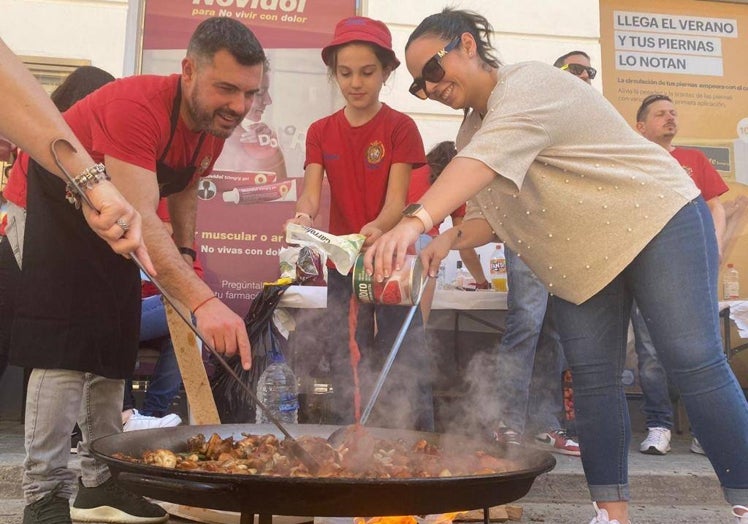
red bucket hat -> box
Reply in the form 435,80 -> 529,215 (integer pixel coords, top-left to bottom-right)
321,16 -> 400,69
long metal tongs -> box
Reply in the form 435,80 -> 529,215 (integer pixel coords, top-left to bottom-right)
360,273 -> 429,425
51,139 -> 319,474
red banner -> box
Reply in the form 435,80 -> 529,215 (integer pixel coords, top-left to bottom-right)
142,0 -> 353,315
143,0 -> 349,49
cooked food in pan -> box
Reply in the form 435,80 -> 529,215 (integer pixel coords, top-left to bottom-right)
112,431 -> 521,479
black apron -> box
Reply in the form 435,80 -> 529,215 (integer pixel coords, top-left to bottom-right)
10,78 -> 207,379
156,80 -> 207,197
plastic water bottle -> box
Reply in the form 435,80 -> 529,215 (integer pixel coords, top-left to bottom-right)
256,352 -> 299,424
489,243 -> 508,292
437,261 -> 447,289
723,263 -> 740,300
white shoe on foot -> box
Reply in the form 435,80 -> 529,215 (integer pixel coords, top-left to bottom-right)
690,437 -> 706,455
589,503 -> 626,524
123,409 -> 181,431
733,505 -> 748,523
639,427 -> 671,455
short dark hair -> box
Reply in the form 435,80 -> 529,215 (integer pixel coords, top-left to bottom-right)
427,141 -> 457,184
187,17 -> 265,67
636,94 -> 673,122
553,50 -> 590,68
51,66 -> 115,112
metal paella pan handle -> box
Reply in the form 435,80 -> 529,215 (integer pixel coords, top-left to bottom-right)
50,139 -> 321,475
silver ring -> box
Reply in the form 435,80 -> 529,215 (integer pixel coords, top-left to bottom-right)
116,219 -> 130,232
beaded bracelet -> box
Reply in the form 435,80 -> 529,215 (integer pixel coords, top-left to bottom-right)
65,163 -> 110,209
192,295 -> 217,315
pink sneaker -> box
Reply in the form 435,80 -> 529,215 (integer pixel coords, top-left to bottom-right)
534,429 -> 581,456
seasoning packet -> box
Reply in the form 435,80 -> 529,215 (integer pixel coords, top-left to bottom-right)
285,224 -> 365,275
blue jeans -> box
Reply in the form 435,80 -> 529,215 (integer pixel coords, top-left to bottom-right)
124,295 -> 182,417
551,198 -> 748,505
631,304 -> 674,430
325,271 -> 434,431
496,246 -> 565,435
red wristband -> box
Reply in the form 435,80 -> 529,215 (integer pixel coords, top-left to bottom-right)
192,295 -> 217,315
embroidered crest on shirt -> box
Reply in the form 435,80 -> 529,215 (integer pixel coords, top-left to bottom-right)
366,141 -> 385,165
197,155 -> 212,176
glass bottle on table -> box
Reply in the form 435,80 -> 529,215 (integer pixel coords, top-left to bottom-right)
454,260 -> 472,290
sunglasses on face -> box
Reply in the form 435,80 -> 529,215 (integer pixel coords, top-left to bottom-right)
561,63 -> 597,79
409,37 -> 462,100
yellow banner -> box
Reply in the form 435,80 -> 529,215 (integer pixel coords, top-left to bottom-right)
600,0 -> 748,182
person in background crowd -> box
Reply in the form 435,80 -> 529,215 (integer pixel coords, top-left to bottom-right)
553,50 -> 597,85
633,93 -> 728,457
0,135 -> 15,165
214,60 -> 288,181
286,16 -> 433,431
0,135 -> 15,384
491,241 -> 580,456
365,8 -> 748,524
408,141 -> 490,323
0,38 -> 149,263
2,18 -> 263,524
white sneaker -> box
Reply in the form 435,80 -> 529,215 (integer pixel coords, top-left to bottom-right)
123,409 -> 181,432
733,505 -> 748,523
589,503 -> 626,524
639,427 -> 671,455
690,437 -> 706,455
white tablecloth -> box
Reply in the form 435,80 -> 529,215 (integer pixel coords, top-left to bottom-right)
278,286 -> 327,308
722,300 -> 748,338
278,286 -> 507,311
431,289 -> 507,310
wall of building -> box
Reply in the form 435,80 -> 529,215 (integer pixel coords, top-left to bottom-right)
0,0 -> 131,77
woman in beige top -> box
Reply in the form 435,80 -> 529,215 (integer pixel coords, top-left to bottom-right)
364,8 -> 748,524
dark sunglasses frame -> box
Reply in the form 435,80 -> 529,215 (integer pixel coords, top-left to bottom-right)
409,37 -> 462,100
561,63 -> 597,80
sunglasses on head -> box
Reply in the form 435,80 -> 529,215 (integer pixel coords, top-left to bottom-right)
409,37 -> 462,100
561,63 -> 597,79
636,94 -> 673,122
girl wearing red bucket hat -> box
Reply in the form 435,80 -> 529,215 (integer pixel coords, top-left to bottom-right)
286,16 -> 433,431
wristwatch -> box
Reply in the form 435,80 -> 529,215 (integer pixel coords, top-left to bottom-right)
402,203 -> 434,233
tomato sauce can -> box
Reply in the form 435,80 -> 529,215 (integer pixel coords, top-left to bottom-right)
352,253 -> 425,306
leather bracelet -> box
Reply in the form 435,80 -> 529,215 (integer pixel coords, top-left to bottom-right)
178,247 -> 197,261
65,163 -> 110,209
192,295 -> 217,315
